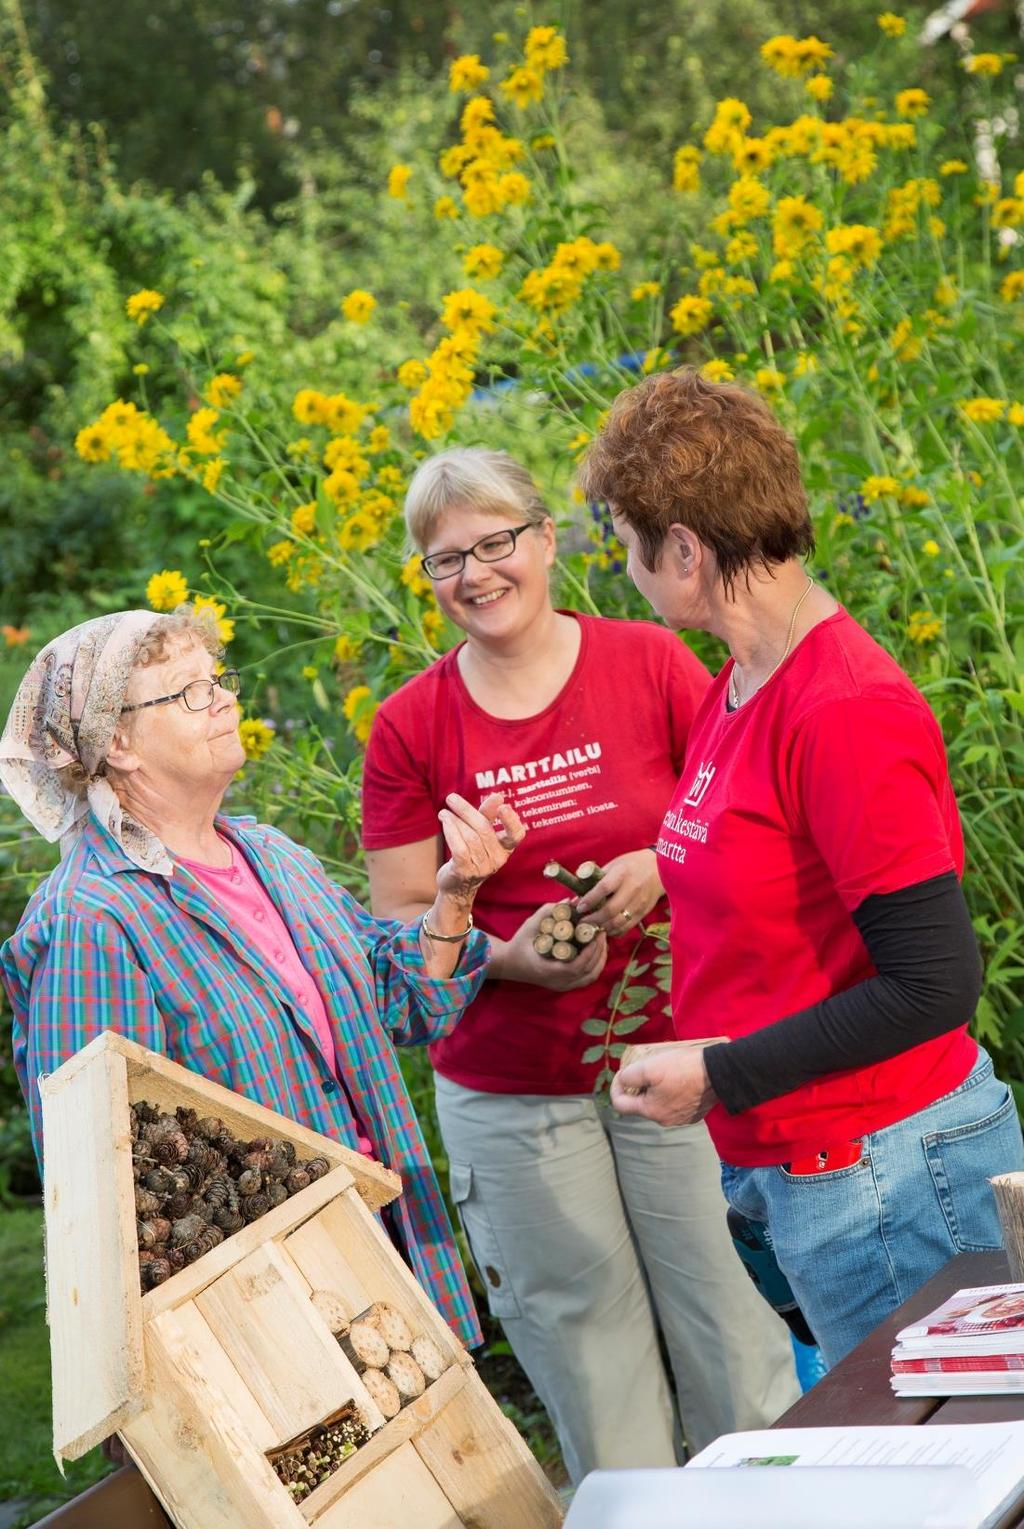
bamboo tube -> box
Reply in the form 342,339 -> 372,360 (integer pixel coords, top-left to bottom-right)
550,941 -> 576,961
574,921 -> 599,945
538,915 -> 556,935
532,933 -> 555,956
387,1350 -> 427,1401
410,1334 -> 447,1382
575,861 -> 604,889
544,860 -> 589,896
550,901 -> 574,922
551,919 -> 575,942
990,1172 -> 1024,1280
339,1318 -> 389,1371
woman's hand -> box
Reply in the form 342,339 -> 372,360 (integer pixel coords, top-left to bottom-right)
575,848 -> 663,936
490,903 -> 609,990
610,1044 -> 718,1126
435,792 -> 526,906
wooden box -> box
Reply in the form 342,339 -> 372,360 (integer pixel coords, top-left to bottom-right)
41,1032 -> 563,1528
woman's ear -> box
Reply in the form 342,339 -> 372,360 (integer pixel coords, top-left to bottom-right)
541,515 -> 557,567
667,522 -> 703,574
104,720 -> 141,776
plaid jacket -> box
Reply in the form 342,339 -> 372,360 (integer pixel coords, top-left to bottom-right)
1,813 -> 487,1346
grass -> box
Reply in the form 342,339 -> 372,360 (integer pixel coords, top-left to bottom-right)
0,1206 -> 112,1526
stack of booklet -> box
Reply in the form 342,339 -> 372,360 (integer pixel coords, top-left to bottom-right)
891,1281 -> 1024,1395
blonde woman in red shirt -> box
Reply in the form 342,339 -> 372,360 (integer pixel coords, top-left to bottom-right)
579,368 -> 1024,1366
362,446 -> 798,1484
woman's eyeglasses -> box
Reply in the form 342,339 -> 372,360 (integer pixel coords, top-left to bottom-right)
422,523 -> 535,581
121,669 -> 242,715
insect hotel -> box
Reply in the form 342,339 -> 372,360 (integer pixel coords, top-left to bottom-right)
42,1031 -> 563,1528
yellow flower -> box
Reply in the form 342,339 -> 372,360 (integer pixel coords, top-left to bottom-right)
323,435 -> 370,477
401,556 -> 432,599
192,595 -> 234,646
940,159 -> 969,175
760,34 -> 833,78
324,393 -> 366,434
792,352 -> 817,375
267,540 -> 294,566
1008,403 -> 1024,426
922,538 -> 940,555
901,487 -> 930,508
772,193 -> 823,258
701,359 -> 734,382
631,281 -> 662,301
422,607 -> 445,645
907,610 -> 942,645
287,437 -> 313,457
434,196 -> 460,220
291,501 -> 317,535
333,633 -> 363,663
186,407 -> 225,456
146,570 -> 189,611
860,474 -> 901,503
125,289 -> 164,325
341,289 -> 377,323
992,198 -> 1024,229
235,350 -> 255,367
440,288 -> 496,337
964,53 -> 1004,76
959,397 -> 1006,423
462,243 -> 504,280
205,373 -> 242,409
895,88 -> 929,117
725,230 -> 759,265
703,98 -> 751,155
805,74 -> 833,102
367,425 -> 390,454
755,366 -> 785,391
825,223 -> 882,268
449,54 -> 490,92
342,684 -> 378,744
398,359 -> 429,390
75,421 -> 112,463
292,389 -> 331,426
132,362 -> 150,376
377,464 -> 405,490
728,175 -> 771,225
525,25 -> 568,72
501,66 -> 544,108
770,259 -> 795,283
387,164 -> 412,199
202,458 -> 225,494
891,317 -> 921,361
669,295 -> 713,335
239,718 -> 274,761
877,13 -> 906,36
673,145 -> 702,193
833,512 -> 854,529
641,347 -> 671,374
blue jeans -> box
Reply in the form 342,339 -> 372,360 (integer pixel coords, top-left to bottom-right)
720,1049 -> 1024,1367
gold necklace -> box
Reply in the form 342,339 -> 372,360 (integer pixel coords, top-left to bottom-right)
729,576 -> 815,709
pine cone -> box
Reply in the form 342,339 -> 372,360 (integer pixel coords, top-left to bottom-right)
167,1247 -> 187,1270
305,1156 -> 331,1182
286,1167 -> 312,1195
196,1115 -> 226,1141
242,1139 -> 275,1172
187,1140 -> 223,1175
205,1173 -> 238,1210
149,1216 -> 172,1244
175,1105 -> 200,1134
171,1213 -> 207,1247
146,1257 -> 173,1287
152,1133 -> 189,1167
266,1181 -> 289,1209
136,1218 -> 158,1249
237,1167 -> 263,1197
166,1190 -> 194,1220
134,1187 -> 162,1216
181,1160 -> 208,1193
213,1207 -> 245,1233
240,1192 -> 270,1222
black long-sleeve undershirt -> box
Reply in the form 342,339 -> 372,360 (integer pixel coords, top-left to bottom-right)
702,872 -> 982,1116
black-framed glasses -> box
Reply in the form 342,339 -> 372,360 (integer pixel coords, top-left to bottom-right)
421,523 -> 535,581
121,669 -> 242,715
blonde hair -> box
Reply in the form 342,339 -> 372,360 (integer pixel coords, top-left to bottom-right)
404,447 -> 550,549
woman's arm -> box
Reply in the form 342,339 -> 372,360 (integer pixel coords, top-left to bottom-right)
368,833 -> 607,992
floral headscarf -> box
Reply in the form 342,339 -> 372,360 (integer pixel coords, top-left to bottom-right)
0,611 -> 174,875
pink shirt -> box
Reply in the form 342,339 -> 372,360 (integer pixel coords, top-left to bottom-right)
179,837 -> 374,1156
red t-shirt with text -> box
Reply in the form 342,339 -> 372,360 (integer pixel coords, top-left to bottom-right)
362,613 -> 710,1094
657,608 -> 976,1166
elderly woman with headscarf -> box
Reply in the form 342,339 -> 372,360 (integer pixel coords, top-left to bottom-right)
0,606 -> 523,1343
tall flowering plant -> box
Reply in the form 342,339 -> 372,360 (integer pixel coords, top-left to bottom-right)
74,18 -> 1024,1062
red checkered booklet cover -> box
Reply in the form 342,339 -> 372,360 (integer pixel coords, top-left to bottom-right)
893,1353 -> 1024,1373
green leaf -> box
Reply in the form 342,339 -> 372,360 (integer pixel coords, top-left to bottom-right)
618,985 -> 659,1016
612,1013 -> 651,1036
580,1017 -> 607,1036
582,1044 -> 607,1065
608,1043 -> 627,1058
1002,691 -> 1024,718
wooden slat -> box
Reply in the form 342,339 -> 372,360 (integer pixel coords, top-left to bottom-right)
31,1466 -> 172,1529
142,1168 -> 352,1321
285,1192 -> 468,1372
414,1369 -> 564,1528
195,1242 -> 385,1439
41,1041 -> 145,1461
300,1366 -> 469,1523
121,1308 -> 301,1529
311,1441 -> 461,1529
154,1302 -> 279,1450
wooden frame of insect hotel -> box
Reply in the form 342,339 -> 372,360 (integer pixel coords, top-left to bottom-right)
41,1031 -> 563,1528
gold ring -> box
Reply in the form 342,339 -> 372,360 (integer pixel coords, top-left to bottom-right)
620,908 -> 632,923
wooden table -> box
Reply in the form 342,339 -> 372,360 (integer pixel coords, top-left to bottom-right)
773,1250 -> 1024,1528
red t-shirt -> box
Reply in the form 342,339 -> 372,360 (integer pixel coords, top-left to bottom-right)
657,608 -> 976,1166
362,613 -> 710,1093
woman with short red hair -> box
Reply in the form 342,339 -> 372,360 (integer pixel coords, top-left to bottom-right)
580,367 -> 1023,1366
